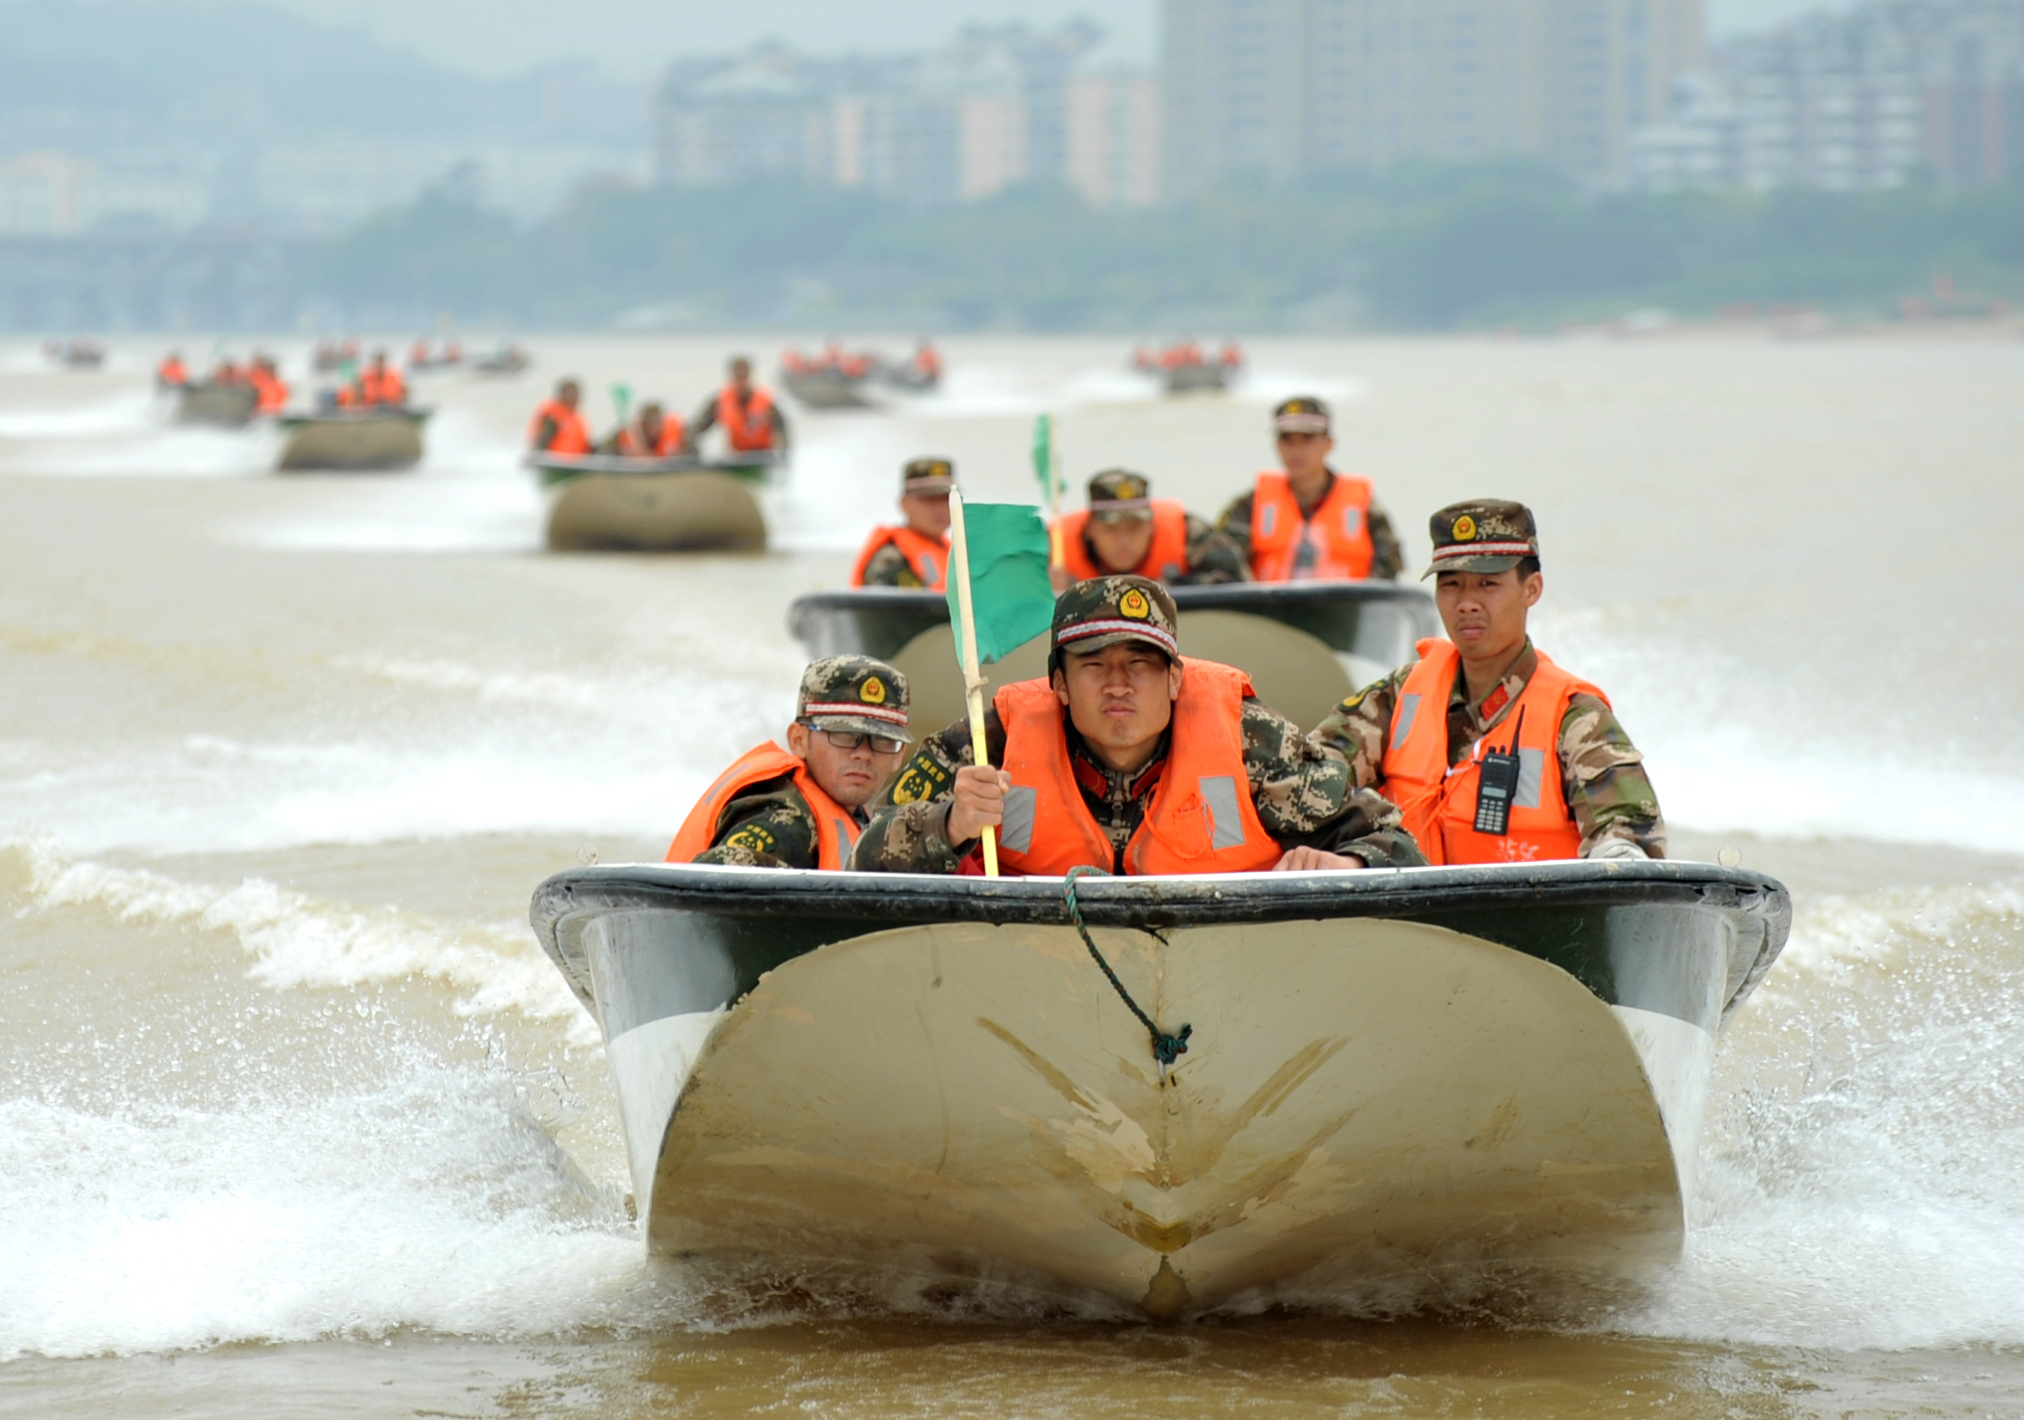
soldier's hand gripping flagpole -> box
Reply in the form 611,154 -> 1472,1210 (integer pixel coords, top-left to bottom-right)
946,487 -> 1001,878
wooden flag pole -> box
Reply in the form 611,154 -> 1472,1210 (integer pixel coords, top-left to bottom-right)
946,488 -> 1000,878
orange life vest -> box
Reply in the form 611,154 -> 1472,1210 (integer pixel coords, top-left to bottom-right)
992,660 -> 1280,877
615,417 -> 685,457
1056,501 -> 1192,582
717,385 -> 777,452
663,742 -> 860,871
850,524 -> 949,590
529,399 -> 591,454
157,358 -> 187,386
1248,471 -> 1375,582
1379,638 -> 1604,866
357,368 -> 406,407
251,370 -> 287,414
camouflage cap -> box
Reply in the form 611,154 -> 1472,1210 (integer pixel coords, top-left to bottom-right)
1050,576 -> 1180,665
797,655 -> 913,741
1273,395 -> 1331,434
1423,499 -> 1541,579
1087,467 -> 1153,522
902,456 -> 956,495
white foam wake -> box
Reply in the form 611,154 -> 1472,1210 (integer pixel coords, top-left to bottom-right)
1622,876 -> 2024,1350
14,841 -> 587,1034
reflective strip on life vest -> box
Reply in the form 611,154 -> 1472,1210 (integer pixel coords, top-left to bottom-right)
992,660 -> 1280,877
1378,638 -> 1606,865
1248,470 -> 1375,582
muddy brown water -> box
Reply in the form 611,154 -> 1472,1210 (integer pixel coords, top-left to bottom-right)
3,333 -> 2022,1416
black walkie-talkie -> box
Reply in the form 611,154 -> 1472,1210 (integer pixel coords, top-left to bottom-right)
1473,708 -> 1526,836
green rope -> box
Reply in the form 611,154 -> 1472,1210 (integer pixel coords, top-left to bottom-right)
1063,866 -> 1192,1068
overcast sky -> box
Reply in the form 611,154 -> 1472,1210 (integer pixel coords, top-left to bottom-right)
63,0 -> 1868,79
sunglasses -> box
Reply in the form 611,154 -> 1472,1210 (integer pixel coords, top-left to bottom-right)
802,723 -> 907,755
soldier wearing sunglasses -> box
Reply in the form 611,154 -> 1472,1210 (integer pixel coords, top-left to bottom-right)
666,656 -> 913,871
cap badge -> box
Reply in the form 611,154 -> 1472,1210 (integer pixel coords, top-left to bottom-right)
860,676 -> 887,705
1118,588 -> 1152,620
1452,514 -> 1478,542
1120,478 -> 1144,499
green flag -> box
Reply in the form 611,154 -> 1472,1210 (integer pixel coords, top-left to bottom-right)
1031,414 -> 1062,502
949,502 -> 1055,666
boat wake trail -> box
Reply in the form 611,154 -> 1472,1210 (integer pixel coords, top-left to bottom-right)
12,841 -> 586,1030
1621,877 -> 2024,1350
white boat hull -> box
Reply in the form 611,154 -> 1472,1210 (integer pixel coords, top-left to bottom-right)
539,864 -> 1785,1317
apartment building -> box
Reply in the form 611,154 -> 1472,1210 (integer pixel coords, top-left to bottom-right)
1630,0 -> 2024,190
652,24 -> 1163,206
1161,0 -> 1704,190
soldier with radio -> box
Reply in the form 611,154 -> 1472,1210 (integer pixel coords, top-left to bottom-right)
1309,500 -> 1665,864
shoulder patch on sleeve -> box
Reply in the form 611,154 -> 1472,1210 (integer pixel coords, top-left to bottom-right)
723,823 -> 779,854
890,755 -> 953,805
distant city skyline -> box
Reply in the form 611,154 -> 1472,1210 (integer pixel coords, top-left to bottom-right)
1,0 -> 1868,79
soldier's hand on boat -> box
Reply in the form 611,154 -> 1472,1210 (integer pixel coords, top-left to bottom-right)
1271,846 -> 1366,872
945,766 -> 1013,844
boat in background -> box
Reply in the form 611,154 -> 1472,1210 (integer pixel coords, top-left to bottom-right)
44,338 -> 104,370
789,581 -> 1437,736
276,408 -> 430,471
780,367 -> 877,410
1133,339 -> 1243,396
533,858 -> 1790,1319
472,343 -> 531,376
534,449 -> 783,552
174,382 -> 260,428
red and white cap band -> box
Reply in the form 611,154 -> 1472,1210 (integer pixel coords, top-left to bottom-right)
1431,540 -> 1533,563
1275,412 -> 1329,434
1055,619 -> 1179,656
802,700 -> 911,727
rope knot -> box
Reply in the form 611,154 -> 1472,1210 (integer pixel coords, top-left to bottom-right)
1063,867 -> 1195,1071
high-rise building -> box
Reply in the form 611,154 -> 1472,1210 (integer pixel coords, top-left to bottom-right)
1630,0 -> 2024,191
1161,0 -> 1704,190
652,24 -> 1160,207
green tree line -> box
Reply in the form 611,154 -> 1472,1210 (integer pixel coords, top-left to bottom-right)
306,164 -> 2024,331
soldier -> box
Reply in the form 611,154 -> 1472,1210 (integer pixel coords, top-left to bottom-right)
850,457 -> 956,590
1050,468 -> 1249,590
691,355 -> 789,454
852,577 -> 1424,875
666,656 -> 912,870
1310,500 -> 1664,864
1216,396 -> 1404,582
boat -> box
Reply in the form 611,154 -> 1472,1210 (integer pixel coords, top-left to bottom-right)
1165,362 -> 1231,395
788,581 -> 1440,736
174,382 -> 260,428
1132,341 -> 1242,396
781,368 -> 877,410
275,407 -> 430,472
45,338 -> 104,370
532,857 -> 1790,1319
534,449 -> 783,552
472,344 -> 530,376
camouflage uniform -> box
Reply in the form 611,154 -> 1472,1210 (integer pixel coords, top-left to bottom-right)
1214,396 -> 1405,580
692,656 -> 912,869
1072,468 -> 1251,586
1309,500 -> 1666,859
859,457 -> 955,589
852,577 -> 1424,873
